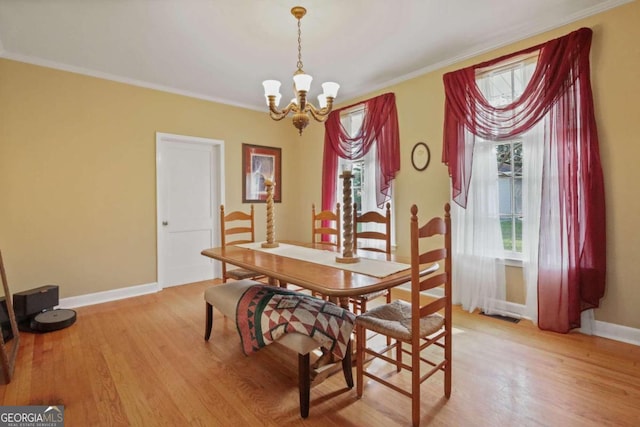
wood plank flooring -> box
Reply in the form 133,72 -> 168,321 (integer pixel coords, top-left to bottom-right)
1,280 -> 639,426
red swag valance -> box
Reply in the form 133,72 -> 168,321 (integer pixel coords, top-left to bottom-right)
322,93 -> 400,212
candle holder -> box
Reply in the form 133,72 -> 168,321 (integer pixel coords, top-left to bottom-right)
262,179 -> 280,248
336,169 -> 359,263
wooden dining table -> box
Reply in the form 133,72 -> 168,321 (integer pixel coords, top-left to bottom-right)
200,241 -> 429,310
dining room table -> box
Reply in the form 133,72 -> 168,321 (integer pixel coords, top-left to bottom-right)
200,240 -> 437,311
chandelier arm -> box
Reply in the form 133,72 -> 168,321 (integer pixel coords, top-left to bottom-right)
306,98 -> 335,122
269,101 -> 298,121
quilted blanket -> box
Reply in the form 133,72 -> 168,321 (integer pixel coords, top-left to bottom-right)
235,285 -> 355,359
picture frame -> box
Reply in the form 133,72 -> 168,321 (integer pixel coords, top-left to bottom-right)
242,143 -> 282,203
411,142 -> 431,171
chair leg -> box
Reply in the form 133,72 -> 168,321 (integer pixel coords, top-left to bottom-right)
356,325 -> 365,397
298,352 -> 310,418
396,341 -> 402,372
341,340 -> 354,388
385,292 -> 392,346
445,332 -> 452,398
412,346 -> 421,427
204,302 -> 213,341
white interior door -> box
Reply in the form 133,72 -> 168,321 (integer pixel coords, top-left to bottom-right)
156,133 -> 224,288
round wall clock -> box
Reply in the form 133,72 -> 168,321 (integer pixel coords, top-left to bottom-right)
411,142 -> 431,171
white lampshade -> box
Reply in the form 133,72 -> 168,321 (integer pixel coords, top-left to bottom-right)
317,94 -> 327,109
322,82 -> 340,98
262,80 -> 281,96
293,73 -> 313,92
291,97 -> 298,105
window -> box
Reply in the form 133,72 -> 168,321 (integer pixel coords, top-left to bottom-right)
337,109 -> 395,247
443,28 -> 606,330
477,57 -> 536,258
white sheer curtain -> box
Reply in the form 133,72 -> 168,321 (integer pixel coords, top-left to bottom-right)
521,120 -> 544,324
452,135 -> 506,314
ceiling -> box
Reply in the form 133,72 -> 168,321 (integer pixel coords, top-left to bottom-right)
0,0 -> 630,112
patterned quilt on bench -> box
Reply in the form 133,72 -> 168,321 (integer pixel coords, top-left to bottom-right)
236,285 -> 355,359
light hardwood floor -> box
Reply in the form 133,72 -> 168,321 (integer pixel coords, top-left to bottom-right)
1,280 -> 639,426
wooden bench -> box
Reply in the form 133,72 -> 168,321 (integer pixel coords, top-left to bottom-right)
204,279 -> 353,418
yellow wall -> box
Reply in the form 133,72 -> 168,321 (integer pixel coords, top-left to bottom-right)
0,60 -> 297,298
293,1 -> 640,329
1,2 -> 638,331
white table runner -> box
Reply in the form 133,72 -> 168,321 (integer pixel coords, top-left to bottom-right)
236,242 -> 410,278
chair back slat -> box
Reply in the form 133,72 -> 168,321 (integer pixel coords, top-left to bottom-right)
225,226 -> 253,236
419,272 -> 447,292
225,238 -> 253,246
419,297 -> 446,318
418,248 -> 446,265
315,227 -> 340,236
356,211 -> 387,224
225,210 -> 252,222
419,216 -> 446,238
356,231 -> 387,240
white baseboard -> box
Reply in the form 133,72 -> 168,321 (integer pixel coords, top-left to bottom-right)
57,282 -> 160,309
592,320 -> 640,347
394,284 -> 639,347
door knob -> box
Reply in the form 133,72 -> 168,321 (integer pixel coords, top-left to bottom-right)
162,221 -> 168,226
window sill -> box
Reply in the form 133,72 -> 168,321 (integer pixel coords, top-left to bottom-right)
501,257 -> 523,267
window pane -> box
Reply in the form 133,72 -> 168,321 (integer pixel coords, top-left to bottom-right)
498,177 -> 512,215
500,217 -> 513,251
514,177 -> 523,215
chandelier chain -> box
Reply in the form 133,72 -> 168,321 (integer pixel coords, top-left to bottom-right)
297,18 -> 303,71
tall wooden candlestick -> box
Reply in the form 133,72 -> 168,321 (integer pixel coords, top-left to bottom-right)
261,179 -> 279,248
336,169 -> 359,263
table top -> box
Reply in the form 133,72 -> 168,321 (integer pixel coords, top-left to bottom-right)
201,241 -> 428,298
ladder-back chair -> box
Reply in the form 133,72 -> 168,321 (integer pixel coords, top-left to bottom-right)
355,203 -> 452,427
219,205 -> 264,283
311,203 -> 341,248
351,202 -> 392,313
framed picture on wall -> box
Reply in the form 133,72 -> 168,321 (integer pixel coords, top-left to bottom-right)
242,143 -> 282,203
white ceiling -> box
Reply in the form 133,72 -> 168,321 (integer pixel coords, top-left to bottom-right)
0,0 -> 630,111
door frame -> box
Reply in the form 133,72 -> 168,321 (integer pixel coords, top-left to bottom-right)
155,132 -> 225,289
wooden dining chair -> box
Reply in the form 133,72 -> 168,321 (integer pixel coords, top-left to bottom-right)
311,203 -> 341,248
355,203 -> 452,427
220,205 -> 264,283
350,202 -> 392,313
353,202 -> 392,254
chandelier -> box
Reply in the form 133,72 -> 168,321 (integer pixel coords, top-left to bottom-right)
262,6 -> 340,135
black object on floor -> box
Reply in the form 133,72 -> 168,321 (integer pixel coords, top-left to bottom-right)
480,311 -> 520,323
13,285 -> 59,320
19,309 -> 77,333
